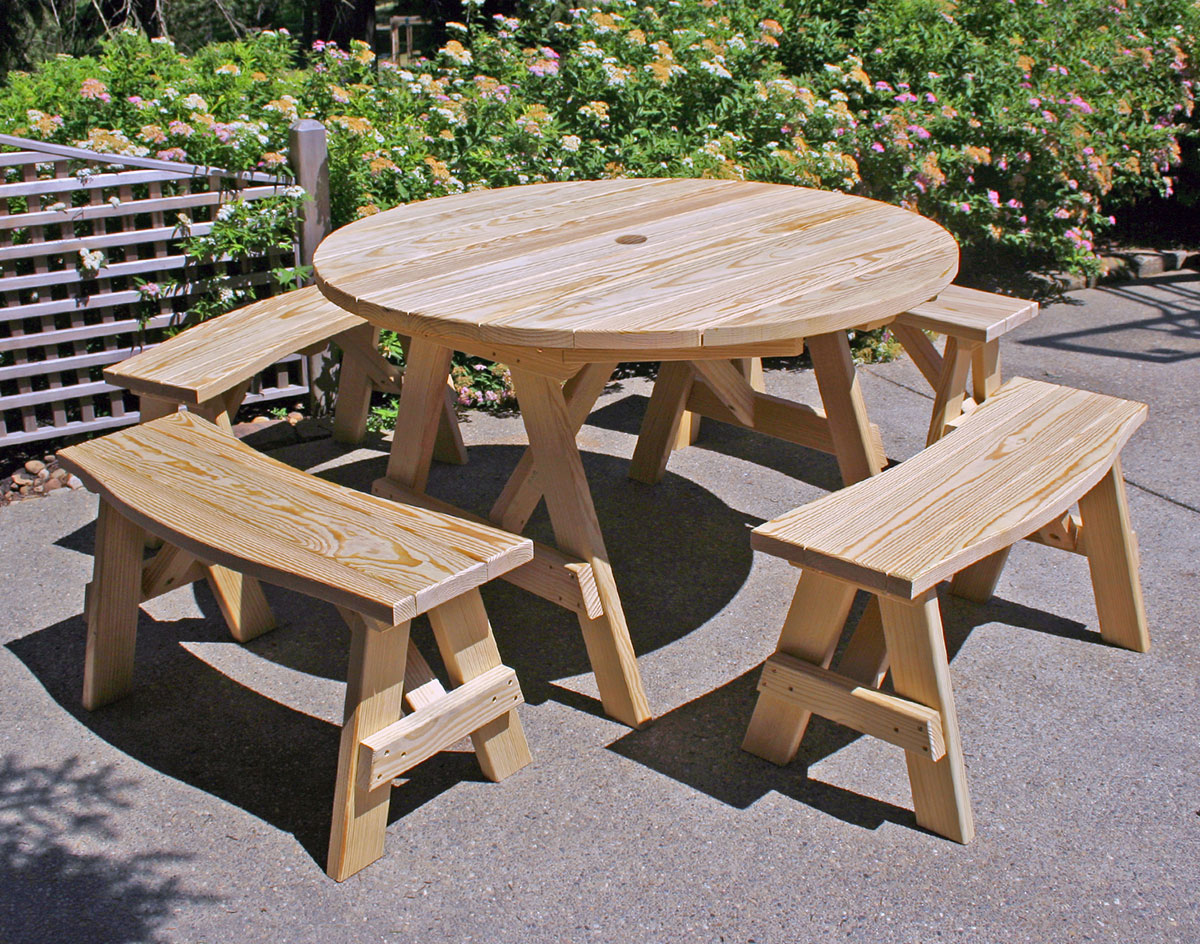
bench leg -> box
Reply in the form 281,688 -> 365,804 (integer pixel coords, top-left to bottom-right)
1078,459 -> 1149,652
137,395 -> 178,424
834,596 -> 889,687
201,563 -> 276,643
949,547 -> 1012,603
83,502 -> 145,710
926,337 -> 975,447
332,324 -> 378,445
629,361 -> 695,485
743,571 -> 857,765
328,612 -> 410,882
878,593 -> 974,843
971,341 -> 1002,402
428,588 -> 532,781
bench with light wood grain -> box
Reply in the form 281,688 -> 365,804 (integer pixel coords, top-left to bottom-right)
890,284 -> 1038,445
103,283 -> 466,452
742,376 -> 1148,843
57,410 -> 533,881
104,284 -> 468,642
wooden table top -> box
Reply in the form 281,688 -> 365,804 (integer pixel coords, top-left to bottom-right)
314,178 -> 959,354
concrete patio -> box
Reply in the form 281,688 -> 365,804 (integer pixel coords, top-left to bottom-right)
1,272 -> 1197,943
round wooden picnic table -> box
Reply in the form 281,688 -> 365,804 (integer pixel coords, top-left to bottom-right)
314,178 -> 959,728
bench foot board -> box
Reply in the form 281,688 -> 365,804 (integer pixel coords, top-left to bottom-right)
757,652 -> 945,759
742,571 -> 857,765
360,665 -> 524,789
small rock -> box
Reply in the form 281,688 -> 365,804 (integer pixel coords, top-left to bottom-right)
24,459 -> 45,475
35,469 -> 49,483
44,477 -> 62,492
286,411 -> 303,425
51,468 -> 69,482
251,415 -> 272,424
32,484 -> 44,495
12,472 -> 32,487
1126,251 -> 1166,278
18,485 -> 30,495
66,474 -> 84,489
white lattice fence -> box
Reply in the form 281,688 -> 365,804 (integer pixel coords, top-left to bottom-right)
0,133 -> 310,449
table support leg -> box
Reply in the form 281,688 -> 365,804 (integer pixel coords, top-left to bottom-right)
491,362 -> 617,533
385,340 -> 455,492
808,331 -> 890,686
510,368 -> 652,728
629,362 -> 695,485
807,332 -> 885,485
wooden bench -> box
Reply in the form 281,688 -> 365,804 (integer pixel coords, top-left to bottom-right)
890,284 -> 1039,445
629,286 -> 1037,482
742,376 -> 1148,842
103,284 -> 466,453
57,410 -> 534,881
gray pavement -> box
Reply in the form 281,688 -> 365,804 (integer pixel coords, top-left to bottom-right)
1,272 -> 1197,944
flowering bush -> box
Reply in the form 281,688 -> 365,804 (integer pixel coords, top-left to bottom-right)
1,1 -> 1194,409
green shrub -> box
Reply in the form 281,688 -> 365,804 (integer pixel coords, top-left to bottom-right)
1,2 -> 1194,411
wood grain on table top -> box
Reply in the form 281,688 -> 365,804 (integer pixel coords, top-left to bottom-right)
314,178 -> 959,353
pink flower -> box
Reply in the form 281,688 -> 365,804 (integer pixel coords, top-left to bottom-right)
987,190 -> 1001,207
894,92 -> 919,103
156,147 -> 188,161
871,142 -> 886,152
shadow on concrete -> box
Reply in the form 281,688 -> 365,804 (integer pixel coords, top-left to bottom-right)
6,612 -> 485,870
608,586 -> 1094,836
0,754 -> 216,944
586,393 -> 849,495
1021,274 -> 1200,364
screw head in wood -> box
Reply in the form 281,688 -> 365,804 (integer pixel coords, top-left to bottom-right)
615,234 -> 648,245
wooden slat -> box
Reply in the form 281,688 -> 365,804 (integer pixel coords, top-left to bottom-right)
0,220 -> 215,264
0,132 -> 285,182
751,378 -> 1147,599
0,184 -> 283,232
372,477 -> 604,619
360,665 -> 524,789
57,411 -> 534,625
758,652 -> 945,760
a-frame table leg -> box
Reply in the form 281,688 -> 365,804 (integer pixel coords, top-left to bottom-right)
509,367 -> 652,728
807,330 -> 890,684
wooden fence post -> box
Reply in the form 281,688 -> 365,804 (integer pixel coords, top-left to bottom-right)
289,120 -> 336,413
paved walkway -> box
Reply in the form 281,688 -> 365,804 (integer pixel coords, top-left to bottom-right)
1,273 -> 1197,943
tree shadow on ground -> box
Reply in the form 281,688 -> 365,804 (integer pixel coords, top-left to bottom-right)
7,611 -> 485,869
1021,273 -> 1200,364
0,754 -> 216,944
608,586 -> 1097,837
